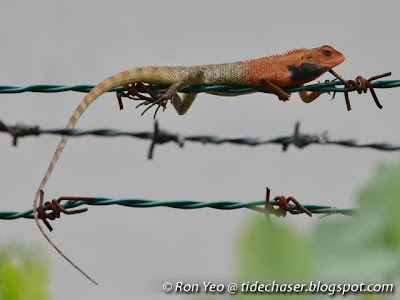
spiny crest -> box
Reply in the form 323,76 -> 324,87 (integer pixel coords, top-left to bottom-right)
248,47 -> 307,62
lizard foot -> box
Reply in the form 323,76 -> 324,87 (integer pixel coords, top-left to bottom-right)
139,89 -> 177,118
259,75 -> 291,102
134,94 -> 169,118
280,93 -> 291,101
116,82 -> 171,117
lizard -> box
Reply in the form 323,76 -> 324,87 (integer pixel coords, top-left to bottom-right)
33,45 -> 345,284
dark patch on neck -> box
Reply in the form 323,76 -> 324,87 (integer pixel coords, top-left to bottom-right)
288,63 -> 329,82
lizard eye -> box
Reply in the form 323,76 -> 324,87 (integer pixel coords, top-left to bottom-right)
323,49 -> 332,56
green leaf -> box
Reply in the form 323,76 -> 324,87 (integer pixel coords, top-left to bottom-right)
358,162 -> 400,248
237,218 -> 314,281
0,243 -> 52,300
312,160 -> 400,283
235,218 -> 315,300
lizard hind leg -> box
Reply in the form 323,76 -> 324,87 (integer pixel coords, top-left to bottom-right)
141,69 -> 204,117
117,82 -> 159,110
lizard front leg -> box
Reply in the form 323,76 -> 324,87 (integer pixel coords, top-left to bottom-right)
259,75 -> 290,101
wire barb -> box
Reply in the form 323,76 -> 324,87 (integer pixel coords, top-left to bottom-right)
265,188 -> 312,218
0,119 -> 40,146
319,206 -> 338,219
282,121 -> 321,151
37,190 -> 93,231
147,120 -> 184,159
329,70 -> 391,110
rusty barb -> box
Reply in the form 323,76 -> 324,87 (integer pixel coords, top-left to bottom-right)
265,188 -> 312,221
37,190 -> 94,232
329,70 -> 391,111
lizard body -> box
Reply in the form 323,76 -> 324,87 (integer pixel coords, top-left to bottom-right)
33,45 -> 345,283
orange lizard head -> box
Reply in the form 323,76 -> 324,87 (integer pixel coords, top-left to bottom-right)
304,45 -> 345,69
283,45 -> 346,86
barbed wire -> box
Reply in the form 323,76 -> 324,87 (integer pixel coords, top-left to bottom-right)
0,78 -> 398,95
1,78 -> 393,224
0,197 -> 354,221
1,120 -> 399,159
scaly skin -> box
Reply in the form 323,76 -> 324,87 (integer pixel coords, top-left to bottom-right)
33,45 -> 345,283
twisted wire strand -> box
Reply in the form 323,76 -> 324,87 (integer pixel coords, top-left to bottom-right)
0,198 -> 354,220
0,79 -> 398,94
1,120 -> 399,155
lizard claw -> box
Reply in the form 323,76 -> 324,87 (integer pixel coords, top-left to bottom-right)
140,94 -> 171,118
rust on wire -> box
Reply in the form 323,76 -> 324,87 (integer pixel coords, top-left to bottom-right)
329,70 -> 391,110
265,188 -> 312,219
37,190 -> 94,232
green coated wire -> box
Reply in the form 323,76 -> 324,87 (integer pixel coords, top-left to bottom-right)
0,198 -> 354,221
0,79 -> 398,95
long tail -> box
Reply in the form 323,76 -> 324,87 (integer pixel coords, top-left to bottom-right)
32,67 -> 173,284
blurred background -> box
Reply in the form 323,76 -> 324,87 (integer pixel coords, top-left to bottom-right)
1,0 -> 400,299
